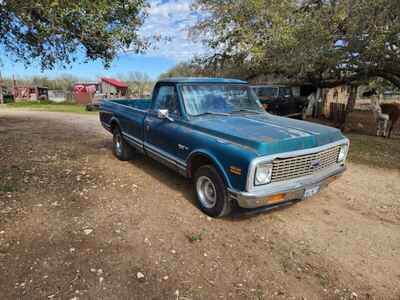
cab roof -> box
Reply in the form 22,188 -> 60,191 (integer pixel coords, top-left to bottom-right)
157,77 -> 247,84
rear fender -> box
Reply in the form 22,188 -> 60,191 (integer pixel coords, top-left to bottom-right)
109,117 -> 121,132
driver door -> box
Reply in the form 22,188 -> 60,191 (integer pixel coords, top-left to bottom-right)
144,84 -> 186,171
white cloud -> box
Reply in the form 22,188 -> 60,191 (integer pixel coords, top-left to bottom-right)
137,0 -> 207,61
148,0 -> 191,17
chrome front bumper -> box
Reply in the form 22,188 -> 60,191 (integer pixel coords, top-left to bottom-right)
229,165 -> 346,209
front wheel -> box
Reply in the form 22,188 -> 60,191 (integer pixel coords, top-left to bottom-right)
194,165 -> 232,217
112,128 -> 135,161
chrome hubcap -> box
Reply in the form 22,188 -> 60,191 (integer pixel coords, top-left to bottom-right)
114,134 -> 122,156
196,176 -> 217,208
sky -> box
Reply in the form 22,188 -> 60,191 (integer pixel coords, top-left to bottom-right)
0,0 -> 206,80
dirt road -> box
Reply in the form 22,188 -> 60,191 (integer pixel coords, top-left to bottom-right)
1,110 -> 399,299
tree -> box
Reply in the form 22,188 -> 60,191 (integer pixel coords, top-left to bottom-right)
0,0 -> 148,69
119,72 -> 154,97
30,74 -> 81,91
158,62 -> 212,79
1,74 -> 81,91
192,0 -> 400,89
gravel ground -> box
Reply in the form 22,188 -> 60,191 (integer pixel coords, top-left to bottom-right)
0,109 -> 399,300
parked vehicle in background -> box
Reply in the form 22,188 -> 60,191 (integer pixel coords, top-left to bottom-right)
100,78 -> 349,217
251,85 -> 309,119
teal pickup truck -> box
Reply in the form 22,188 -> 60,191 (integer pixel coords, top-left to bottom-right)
100,78 -> 349,217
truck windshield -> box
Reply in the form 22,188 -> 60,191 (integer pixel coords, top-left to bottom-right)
254,87 -> 278,97
180,84 -> 264,116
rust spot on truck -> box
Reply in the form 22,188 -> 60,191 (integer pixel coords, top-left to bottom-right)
259,135 -> 274,142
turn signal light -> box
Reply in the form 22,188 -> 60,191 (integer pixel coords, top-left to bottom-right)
327,176 -> 337,184
267,193 -> 286,204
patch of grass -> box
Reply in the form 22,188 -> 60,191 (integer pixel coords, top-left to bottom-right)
185,230 -> 206,243
347,133 -> 400,169
0,183 -> 17,193
0,175 -> 18,193
316,272 -> 330,288
0,167 -> 23,193
4,100 -> 97,114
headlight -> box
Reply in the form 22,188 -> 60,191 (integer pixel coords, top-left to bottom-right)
254,163 -> 273,186
337,144 -> 348,163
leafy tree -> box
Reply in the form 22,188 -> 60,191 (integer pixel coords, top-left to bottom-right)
1,74 -> 82,91
31,74 -> 81,90
158,62 -> 211,79
192,0 -> 400,89
119,71 -> 154,97
0,0 -> 148,69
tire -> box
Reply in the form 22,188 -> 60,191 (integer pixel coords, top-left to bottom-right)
112,128 -> 134,161
193,165 -> 232,217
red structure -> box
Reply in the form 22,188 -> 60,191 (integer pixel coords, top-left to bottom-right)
101,78 -> 128,89
72,82 -> 100,105
100,77 -> 128,98
14,86 -> 48,101
72,77 -> 129,104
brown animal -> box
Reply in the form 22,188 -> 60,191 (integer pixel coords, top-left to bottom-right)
380,103 -> 400,138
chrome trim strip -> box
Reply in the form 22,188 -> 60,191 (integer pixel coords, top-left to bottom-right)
115,102 -> 149,113
124,137 -> 143,149
121,132 -> 144,152
122,132 -> 143,146
246,138 -> 349,192
145,145 -> 187,171
119,131 -> 187,170
143,142 -> 187,168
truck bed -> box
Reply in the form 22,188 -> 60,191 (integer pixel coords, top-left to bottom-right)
109,99 -> 152,111
100,98 -> 152,144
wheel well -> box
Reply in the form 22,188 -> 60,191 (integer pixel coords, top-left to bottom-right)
189,154 -> 228,186
110,121 -> 119,132
189,155 -> 213,178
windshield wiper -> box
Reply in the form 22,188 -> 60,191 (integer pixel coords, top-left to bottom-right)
195,111 -> 231,117
230,109 -> 263,114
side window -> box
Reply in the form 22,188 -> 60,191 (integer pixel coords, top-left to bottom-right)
153,85 -> 180,115
278,87 -> 291,97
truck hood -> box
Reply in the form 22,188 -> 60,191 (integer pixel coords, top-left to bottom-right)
189,113 -> 345,156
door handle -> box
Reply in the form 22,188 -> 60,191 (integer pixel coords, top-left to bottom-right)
145,124 -> 150,132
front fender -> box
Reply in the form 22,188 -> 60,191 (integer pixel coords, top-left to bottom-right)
186,141 -> 256,191
186,149 -> 233,188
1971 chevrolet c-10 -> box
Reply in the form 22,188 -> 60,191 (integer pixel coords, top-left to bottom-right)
100,78 -> 349,217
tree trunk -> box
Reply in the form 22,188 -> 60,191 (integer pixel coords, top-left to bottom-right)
340,85 -> 358,131
346,85 -> 358,113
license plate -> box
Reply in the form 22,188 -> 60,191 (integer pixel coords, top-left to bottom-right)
304,186 -> 320,198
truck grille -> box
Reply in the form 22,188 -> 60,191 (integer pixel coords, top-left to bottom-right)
271,145 -> 341,183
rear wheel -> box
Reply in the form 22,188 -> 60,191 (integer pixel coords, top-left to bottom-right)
194,165 -> 232,217
112,128 -> 134,161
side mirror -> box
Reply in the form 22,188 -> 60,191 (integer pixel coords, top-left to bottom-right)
157,109 -> 174,122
